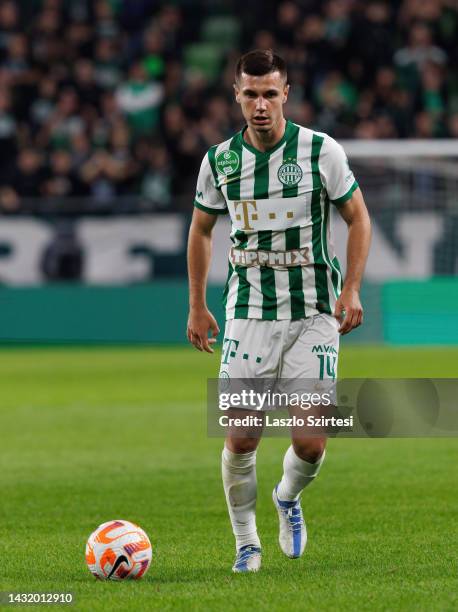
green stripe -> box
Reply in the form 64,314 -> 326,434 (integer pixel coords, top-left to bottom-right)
332,180 -> 358,206
322,197 -> 340,298
234,267 -> 250,318
332,256 -> 343,294
311,134 -> 331,314
194,200 -> 227,215
258,230 -> 277,320
253,150 -> 269,199
285,227 -> 305,318
222,261 -> 233,310
282,123 -> 300,198
226,135 -> 243,201
207,145 -> 219,187
232,229 -> 247,247
282,125 -> 305,318
252,146 -> 276,318
234,230 -> 250,318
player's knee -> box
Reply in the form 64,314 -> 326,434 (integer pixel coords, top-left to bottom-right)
225,437 -> 259,454
291,438 -> 326,463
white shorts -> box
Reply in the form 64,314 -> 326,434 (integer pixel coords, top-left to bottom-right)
219,314 -> 339,381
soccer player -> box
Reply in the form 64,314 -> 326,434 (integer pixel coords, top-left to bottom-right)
187,50 -> 371,572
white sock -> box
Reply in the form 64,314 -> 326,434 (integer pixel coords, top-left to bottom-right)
276,446 -> 326,502
221,445 -> 260,550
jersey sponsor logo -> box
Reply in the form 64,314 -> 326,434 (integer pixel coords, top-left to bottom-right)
230,246 -> 310,268
311,345 -> 338,354
277,161 -> 303,186
234,200 -> 257,230
215,150 -> 240,175
221,174 -> 240,185
222,338 -> 239,364
108,555 -> 129,579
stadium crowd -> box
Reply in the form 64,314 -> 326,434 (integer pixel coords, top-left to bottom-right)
0,0 -> 456,212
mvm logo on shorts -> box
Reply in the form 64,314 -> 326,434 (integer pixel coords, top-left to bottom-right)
230,247 -> 310,269
312,345 -> 338,354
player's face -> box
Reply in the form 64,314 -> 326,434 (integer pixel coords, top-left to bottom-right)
234,71 -> 289,134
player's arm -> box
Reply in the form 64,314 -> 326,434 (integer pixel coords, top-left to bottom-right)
335,187 -> 371,335
187,208 -> 220,353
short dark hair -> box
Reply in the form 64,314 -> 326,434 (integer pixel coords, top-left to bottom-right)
235,49 -> 287,84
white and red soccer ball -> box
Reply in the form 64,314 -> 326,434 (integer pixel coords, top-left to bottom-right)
85,520 -> 152,580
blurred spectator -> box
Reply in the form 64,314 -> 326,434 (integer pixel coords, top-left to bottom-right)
324,0 -> 351,51
0,185 -> 19,211
0,1 -> 20,61
30,77 -> 57,128
4,33 -> 35,88
115,62 -> 163,136
73,59 -> 102,112
37,88 -> 84,150
1,147 -> 44,197
79,121 -> 137,201
448,113 -> 458,138
316,71 -> 357,113
418,61 -> 447,117
0,86 -> 16,167
69,131 -> 91,171
94,0 -> 120,40
297,14 -> 333,89
394,22 -> 447,90
94,38 -> 122,90
414,111 -> 435,138
142,27 -> 166,80
349,2 -> 394,81
275,2 -> 301,48
42,149 -> 87,197
153,5 -> 183,57
140,145 -> 172,208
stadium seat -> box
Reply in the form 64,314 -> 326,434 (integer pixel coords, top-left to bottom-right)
201,16 -> 240,50
184,43 -> 224,81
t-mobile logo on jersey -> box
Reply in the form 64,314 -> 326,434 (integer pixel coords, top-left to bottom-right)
234,200 -> 258,230
222,338 -> 240,364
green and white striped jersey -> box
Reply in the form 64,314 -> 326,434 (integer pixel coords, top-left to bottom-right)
194,120 -> 358,320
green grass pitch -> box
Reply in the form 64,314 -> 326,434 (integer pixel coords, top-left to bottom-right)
0,345 -> 457,611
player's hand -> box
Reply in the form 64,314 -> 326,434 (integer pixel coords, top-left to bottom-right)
334,288 -> 363,335
187,307 -> 220,353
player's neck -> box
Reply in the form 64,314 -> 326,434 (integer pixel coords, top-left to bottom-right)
244,118 -> 287,153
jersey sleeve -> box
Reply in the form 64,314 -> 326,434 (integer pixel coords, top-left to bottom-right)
319,136 -> 359,207
193,151 -> 228,215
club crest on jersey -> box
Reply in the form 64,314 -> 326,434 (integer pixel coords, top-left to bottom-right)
278,161 -> 303,186
215,150 -> 240,176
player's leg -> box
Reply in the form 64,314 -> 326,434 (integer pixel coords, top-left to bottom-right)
223,419 -> 263,573
277,432 -> 326,502
273,315 -> 339,558
219,318 -> 283,572
272,417 -> 326,556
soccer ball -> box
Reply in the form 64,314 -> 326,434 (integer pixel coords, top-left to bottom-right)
85,520 -> 152,580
